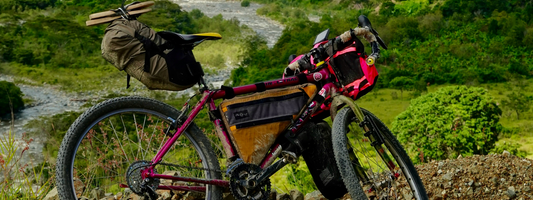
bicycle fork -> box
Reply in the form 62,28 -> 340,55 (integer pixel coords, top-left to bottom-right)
330,95 -> 400,192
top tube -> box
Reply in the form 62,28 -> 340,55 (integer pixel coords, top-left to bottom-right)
211,68 -> 330,100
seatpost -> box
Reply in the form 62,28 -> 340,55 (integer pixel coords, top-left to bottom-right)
198,76 -> 208,92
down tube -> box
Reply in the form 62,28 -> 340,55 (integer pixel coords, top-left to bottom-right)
152,91 -> 211,163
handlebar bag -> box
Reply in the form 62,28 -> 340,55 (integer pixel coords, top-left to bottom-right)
102,19 -> 203,91
219,83 -> 317,165
327,38 -> 378,100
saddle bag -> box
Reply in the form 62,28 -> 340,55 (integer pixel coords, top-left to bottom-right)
101,19 -> 203,91
219,84 -> 317,165
327,37 -> 378,100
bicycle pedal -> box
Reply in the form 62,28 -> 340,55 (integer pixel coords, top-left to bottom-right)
281,151 -> 298,164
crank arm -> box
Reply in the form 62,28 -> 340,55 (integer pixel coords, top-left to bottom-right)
253,158 -> 289,185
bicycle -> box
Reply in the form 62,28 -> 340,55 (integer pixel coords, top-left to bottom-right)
56,9 -> 428,200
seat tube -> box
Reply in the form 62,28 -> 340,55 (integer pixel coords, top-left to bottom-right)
151,91 -> 211,164
208,96 -> 237,158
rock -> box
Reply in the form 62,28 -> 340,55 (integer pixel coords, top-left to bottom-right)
508,186 -> 517,198
442,172 -> 453,181
503,150 -> 511,156
157,190 -> 172,200
43,187 -> 59,200
304,191 -> 326,200
115,192 -> 123,200
91,187 -> 105,199
73,178 -> 86,198
184,191 -> 205,200
277,193 -> 290,200
100,196 -> 115,200
290,189 -> 304,200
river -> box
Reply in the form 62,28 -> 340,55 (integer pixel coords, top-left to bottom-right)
172,0 -> 284,48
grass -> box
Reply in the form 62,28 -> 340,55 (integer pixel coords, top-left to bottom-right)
1,129 -> 54,199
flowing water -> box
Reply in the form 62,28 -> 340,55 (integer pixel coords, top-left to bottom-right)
173,0 -> 284,48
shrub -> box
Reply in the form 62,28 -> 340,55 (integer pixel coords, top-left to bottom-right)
241,0 -> 250,7
392,86 -> 502,163
0,81 -> 24,116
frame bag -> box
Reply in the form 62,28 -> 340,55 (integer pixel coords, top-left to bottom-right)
219,84 -> 317,165
101,19 -> 203,91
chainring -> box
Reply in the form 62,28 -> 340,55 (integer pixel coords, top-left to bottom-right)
229,163 -> 271,200
126,160 -> 160,195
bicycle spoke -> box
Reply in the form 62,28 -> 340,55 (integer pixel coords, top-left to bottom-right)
110,119 -> 130,162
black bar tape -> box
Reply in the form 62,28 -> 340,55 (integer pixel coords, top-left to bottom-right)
221,85 -> 235,99
255,82 -> 266,92
297,73 -> 308,84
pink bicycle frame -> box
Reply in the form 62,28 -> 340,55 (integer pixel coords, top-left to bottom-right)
138,68 -> 335,191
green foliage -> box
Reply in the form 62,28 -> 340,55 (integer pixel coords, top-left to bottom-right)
0,0 -> 57,12
392,86 -> 502,163
0,81 -> 24,116
490,141 -> 527,158
0,0 -> 251,92
389,76 -> 414,99
501,91 -> 532,120
239,0 -> 533,90
241,0 -> 251,7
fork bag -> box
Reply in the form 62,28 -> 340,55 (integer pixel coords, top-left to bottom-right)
219,84 -> 317,165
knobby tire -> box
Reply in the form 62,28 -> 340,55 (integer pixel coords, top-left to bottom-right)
332,107 -> 428,200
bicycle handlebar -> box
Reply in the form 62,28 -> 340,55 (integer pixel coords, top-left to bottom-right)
287,26 -> 381,72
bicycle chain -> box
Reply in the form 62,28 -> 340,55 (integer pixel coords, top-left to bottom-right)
158,161 -> 228,177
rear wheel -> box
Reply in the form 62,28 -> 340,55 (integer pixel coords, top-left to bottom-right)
56,96 -> 223,200
332,107 -> 428,200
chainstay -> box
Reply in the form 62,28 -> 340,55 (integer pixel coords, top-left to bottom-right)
158,161 -> 228,177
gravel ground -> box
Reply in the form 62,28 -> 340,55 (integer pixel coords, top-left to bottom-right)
416,152 -> 533,199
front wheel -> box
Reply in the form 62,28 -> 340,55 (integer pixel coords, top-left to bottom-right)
332,107 -> 428,200
56,96 -> 223,200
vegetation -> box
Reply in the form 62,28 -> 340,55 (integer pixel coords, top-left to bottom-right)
0,0 -> 252,92
0,81 -> 24,116
233,0 -> 533,89
392,86 -> 503,163
241,0 -> 251,7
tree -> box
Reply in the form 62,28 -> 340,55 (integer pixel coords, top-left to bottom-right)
392,86 -> 502,163
501,91 -> 531,120
0,81 -> 24,116
389,76 -> 414,100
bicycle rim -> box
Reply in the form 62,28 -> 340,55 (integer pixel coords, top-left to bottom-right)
60,99 -> 220,199
335,107 -> 427,200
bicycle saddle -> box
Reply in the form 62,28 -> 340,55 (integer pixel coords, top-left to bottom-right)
158,31 -> 222,46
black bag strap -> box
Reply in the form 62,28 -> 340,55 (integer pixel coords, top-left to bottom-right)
126,74 -> 131,89
134,32 -> 172,73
